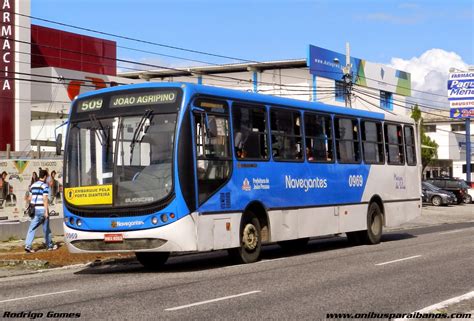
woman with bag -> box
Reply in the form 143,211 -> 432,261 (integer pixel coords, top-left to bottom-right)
24,169 -> 58,253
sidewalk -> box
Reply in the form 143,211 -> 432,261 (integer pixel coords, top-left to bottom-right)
0,236 -> 134,278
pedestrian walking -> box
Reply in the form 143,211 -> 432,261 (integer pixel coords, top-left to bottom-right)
24,169 -> 58,253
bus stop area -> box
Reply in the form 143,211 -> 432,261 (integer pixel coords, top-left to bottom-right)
0,203 -> 472,276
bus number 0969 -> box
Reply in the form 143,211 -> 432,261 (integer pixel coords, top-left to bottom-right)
348,175 -> 363,187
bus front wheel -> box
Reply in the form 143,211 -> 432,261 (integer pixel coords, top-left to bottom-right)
229,213 -> 262,264
135,252 -> 169,269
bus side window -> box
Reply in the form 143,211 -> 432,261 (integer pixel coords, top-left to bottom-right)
404,125 -> 417,165
304,113 -> 333,162
232,103 -> 268,160
335,117 -> 360,163
384,123 -> 405,165
361,120 -> 384,164
270,108 -> 302,161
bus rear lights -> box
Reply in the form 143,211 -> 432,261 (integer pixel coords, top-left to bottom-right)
160,214 -> 169,223
76,219 -> 83,227
151,216 -> 159,225
69,217 -> 75,225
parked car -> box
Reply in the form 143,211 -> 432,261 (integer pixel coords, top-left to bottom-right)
425,177 -> 468,204
461,180 -> 473,204
421,182 -> 456,206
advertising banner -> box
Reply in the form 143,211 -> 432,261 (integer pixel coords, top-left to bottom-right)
448,72 -> 474,108
307,45 -> 411,96
0,160 -> 63,221
450,107 -> 474,119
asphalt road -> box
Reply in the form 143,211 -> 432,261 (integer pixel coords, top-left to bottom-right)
0,222 -> 473,320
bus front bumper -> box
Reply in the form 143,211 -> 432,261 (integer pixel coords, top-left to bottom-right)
63,214 -> 199,253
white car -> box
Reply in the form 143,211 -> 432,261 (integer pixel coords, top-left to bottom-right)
465,187 -> 473,204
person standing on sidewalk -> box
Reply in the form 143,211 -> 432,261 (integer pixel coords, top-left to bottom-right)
24,169 -> 58,253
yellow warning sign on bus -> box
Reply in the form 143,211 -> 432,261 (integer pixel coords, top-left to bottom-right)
64,185 -> 113,206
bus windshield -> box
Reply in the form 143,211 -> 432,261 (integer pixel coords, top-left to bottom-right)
65,112 -> 177,207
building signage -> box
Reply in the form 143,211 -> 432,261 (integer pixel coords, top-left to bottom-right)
307,45 -> 411,96
448,72 -> 474,108
0,0 -> 15,150
450,107 -> 474,119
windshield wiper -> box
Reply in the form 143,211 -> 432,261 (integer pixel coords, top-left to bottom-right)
129,109 -> 154,164
89,114 -> 109,147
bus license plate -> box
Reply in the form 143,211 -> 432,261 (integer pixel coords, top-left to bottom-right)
104,234 -> 123,243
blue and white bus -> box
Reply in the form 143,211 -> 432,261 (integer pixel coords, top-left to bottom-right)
63,83 -> 421,267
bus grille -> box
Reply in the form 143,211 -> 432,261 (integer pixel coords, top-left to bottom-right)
70,238 -> 167,251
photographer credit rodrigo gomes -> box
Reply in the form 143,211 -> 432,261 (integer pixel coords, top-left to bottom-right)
3,311 -> 81,319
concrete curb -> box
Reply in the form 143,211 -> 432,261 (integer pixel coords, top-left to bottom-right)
0,256 -> 137,279
0,259 -> 49,268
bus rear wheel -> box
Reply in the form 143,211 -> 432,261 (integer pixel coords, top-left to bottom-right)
229,213 -> 261,264
135,252 -> 170,269
364,202 -> 383,244
347,202 -> 383,245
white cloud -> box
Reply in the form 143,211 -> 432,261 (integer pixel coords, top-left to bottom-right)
364,12 -> 419,25
389,49 -> 469,110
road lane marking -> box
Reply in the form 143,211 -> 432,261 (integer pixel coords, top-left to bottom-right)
438,228 -> 473,235
165,290 -> 261,311
0,289 -> 77,304
375,255 -> 421,266
257,258 -> 287,264
223,258 -> 287,269
394,291 -> 474,320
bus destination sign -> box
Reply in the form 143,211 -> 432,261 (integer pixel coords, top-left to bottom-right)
77,97 -> 104,113
110,91 -> 177,108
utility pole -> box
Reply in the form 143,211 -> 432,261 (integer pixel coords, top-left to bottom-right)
342,42 -> 353,108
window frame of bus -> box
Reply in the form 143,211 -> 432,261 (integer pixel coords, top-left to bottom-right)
334,116 -> 362,164
269,106 -> 304,162
361,120 -> 385,165
191,97 -> 232,206
384,122 -> 405,165
303,111 -> 335,163
404,125 -> 417,166
231,102 -> 270,162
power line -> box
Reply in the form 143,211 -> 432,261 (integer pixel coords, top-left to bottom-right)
352,88 -> 450,119
13,14 -> 453,100
352,86 -> 448,112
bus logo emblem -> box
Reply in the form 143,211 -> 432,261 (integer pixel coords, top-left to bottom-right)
111,221 -> 117,228
242,178 -> 251,191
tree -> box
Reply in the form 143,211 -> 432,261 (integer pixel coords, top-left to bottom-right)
410,104 -> 438,171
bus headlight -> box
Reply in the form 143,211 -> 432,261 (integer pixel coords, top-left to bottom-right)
76,219 -> 83,227
160,214 -> 168,223
69,217 -> 75,225
151,216 -> 158,225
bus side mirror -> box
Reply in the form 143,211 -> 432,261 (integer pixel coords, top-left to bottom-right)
56,134 -> 63,155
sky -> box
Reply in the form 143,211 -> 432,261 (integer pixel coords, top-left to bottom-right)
31,0 -> 473,108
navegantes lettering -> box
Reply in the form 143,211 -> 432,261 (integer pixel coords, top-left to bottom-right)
285,175 -> 328,192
